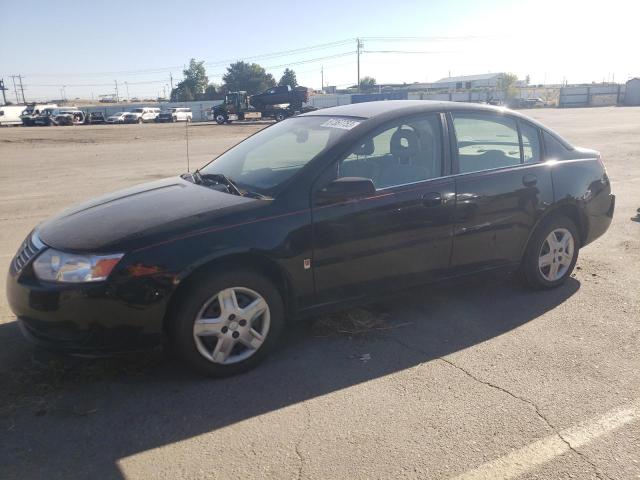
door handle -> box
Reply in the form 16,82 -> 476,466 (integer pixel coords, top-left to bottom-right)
422,192 -> 442,207
522,174 -> 538,187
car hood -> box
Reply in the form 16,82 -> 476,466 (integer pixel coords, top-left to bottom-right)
38,177 -> 257,252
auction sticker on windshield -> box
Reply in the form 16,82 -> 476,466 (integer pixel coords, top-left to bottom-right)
320,118 -> 361,130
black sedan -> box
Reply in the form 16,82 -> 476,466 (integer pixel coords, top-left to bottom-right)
6,101 -> 615,376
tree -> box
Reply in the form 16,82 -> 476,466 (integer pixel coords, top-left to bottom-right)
222,61 -> 276,95
278,68 -> 298,87
203,84 -> 218,100
498,72 -> 519,101
170,58 -> 209,102
359,76 -> 376,93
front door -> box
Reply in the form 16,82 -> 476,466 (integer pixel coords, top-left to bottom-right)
311,113 -> 456,305
449,112 -> 554,271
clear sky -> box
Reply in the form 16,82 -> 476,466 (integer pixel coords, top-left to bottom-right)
1,0 -> 637,101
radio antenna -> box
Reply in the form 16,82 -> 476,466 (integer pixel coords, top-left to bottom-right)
185,117 -> 190,172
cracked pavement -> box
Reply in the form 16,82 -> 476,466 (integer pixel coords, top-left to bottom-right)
1,108 -> 639,479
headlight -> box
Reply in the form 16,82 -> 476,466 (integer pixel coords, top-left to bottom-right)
33,249 -> 124,283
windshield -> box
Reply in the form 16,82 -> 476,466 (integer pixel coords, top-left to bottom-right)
132,108 -> 144,113
199,116 -> 361,195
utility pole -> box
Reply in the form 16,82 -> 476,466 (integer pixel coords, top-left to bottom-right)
114,80 -> 119,102
0,79 -> 8,105
10,75 -> 19,103
124,81 -> 130,102
356,38 -> 362,92
321,65 -> 324,92
17,75 -> 26,103
169,72 -> 173,91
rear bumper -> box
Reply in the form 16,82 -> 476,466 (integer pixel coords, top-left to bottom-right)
584,193 -> 615,247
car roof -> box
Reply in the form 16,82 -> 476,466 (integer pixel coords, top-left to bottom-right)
300,100 -> 516,119
299,100 -> 573,148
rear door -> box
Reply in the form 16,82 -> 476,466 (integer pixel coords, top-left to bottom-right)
449,112 -> 553,271
312,113 -> 456,304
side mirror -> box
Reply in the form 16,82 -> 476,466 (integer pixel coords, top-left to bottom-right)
317,177 -> 376,205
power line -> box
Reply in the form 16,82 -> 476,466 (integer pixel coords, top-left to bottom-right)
361,35 -> 481,41
20,38 -> 356,78
363,50 -> 450,54
26,79 -> 168,87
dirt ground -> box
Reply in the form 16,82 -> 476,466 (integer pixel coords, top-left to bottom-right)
0,108 -> 639,480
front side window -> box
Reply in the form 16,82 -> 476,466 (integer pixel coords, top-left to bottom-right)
520,121 -> 542,163
453,113 -> 521,173
336,115 -> 442,189
200,116 -> 359,195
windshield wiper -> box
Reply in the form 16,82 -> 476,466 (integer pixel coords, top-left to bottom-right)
242,190 -> 270,200
195,171 -> 242,196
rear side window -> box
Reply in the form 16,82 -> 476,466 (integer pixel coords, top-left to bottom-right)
543,131 -> 570,160
519,122 -> 542,163
452,114 -> 521,173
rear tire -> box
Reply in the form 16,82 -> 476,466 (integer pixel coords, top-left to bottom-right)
168,269 -> 285,377
521,215 -> 580,289
274,112 -> 286,122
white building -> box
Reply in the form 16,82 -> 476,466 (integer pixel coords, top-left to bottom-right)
429,73 -> 511,90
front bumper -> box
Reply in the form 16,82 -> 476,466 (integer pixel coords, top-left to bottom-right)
6,259 -> 172,354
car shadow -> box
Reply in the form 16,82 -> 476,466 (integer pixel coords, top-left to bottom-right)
0,275 -> 580,479
631,208 -> 640,222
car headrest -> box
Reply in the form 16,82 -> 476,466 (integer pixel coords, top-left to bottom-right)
352,138 -> 374,156
390,128 -> 419,162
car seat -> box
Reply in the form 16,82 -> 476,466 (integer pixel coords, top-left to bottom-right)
377,128 -> 428,188
338,138 -> 378,180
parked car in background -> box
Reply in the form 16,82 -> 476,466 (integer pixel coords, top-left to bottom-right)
21,104 -> 58,126
124,107 -> 160,124
32,108 -> 56,126
0,105 -> 28,126
51,108 -> 86,126
31,107 -> 84,126
6,101 -> 615,377
156,107 -> 193,123
509,97 -> 546,109
106,112 -> 129,124
85,112 -> 106,124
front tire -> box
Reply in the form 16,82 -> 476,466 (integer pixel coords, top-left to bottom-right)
168,269 -> 285,377
521,215 -> 580,289
137,117 -> 143,124
215,114 -> 226,125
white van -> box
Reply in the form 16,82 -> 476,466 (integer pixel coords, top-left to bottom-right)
123,107 -> 161,124
0,105 -> 28,126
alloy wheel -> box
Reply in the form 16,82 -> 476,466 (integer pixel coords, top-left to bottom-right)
538,228 -> 575,282
192,287 -> 270,364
